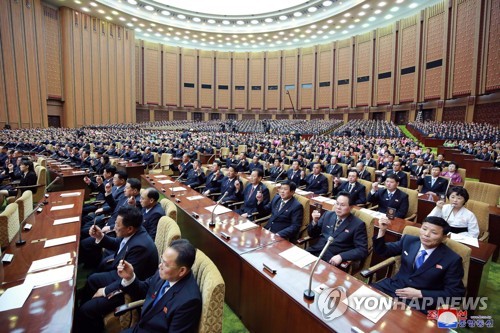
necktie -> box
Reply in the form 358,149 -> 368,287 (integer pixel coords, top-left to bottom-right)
117,239 -> 126,254
313,175 -> 317,181
431,178 -> 436,187
153,280 -> 170,307
278,200 -> 285,211
249,186 -> 255,198
387,192 -> 393,200
415,250 -> 427,269
349,183 -> 354,192
334,219 -> 343,231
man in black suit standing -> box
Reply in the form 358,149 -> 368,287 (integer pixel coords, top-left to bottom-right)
306,192 -> 368,266
301,163 -> 329,195
75,206 -> 159,333
256,180 -> 304,240
332,170 -> 367,205
368,174 -> 409,218
109,239 -> 202,333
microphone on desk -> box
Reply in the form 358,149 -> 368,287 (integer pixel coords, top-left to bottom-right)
304,236 -> 334,300
61,156 -> 71,164
43,176 -> 61,204
16,202 -> 43,246
209,191 -> 228,227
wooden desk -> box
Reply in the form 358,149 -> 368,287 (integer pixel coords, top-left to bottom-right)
0,189 -> 84,333
200,153 -> 216,165
463,159 -> 494,179
47,162 -> 90,199
451,152 -> 471,166
479,167 -> 500,185
116,161 -> 144,180
240,241 -> 438,333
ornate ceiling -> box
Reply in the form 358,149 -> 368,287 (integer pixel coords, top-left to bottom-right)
43,0 -> 440,51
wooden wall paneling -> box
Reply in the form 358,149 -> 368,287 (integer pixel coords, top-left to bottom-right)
91,18 -> 102,124
449,0 -> 482,98
33,0 -> 48,128
135,40 -> 142,104
334,38 -> 353,108
81,14 -> 93,125
421,1 -> 447,101
43,6 -> 62,100
0,27 -> 6,127
72,12 -> 85,127
11,0 -> 31,127
282,49 -> 298,111
163,46 -> 179,107
473,102 -> 500,124
143,41 -> 160,106
232,52 -> 247,109
107,26 -> 117,125
374,25 -> 395,105
265,51 -> 281,110
199,50 -> 214,108
442,105 -> 466,121
124,29 -> 135,123
299,46 -> 315,110
316,43 -> 333,109
353,32 -> 373,107
115,26 -> 125,124
99,20 -> 110,124
181,48 -> 197,107
396,15 -> 419,104
216,51 -> 231,109
249,52 -> 264,110
60,7 -> 75,127
481,0 -> 500,93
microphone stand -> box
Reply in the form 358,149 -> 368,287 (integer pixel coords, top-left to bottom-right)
210,192 -> 228,227
43,176 -> 60,204
16,202 -> 42,246
304,236 -> 334,300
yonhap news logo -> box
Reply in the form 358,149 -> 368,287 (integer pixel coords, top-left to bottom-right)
316,286 -> 348,321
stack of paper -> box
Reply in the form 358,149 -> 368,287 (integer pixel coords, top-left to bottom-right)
171,187 -> 187,192
204,205 -> 232,215
24,265 -> 75,288
342,285 -> 392,323
313,196 -> 331,203
44,235 -> 77,248
28,252 -> 72,273
60,192 -> 81,197
50,204 -> 75,211
0,282 -> 34,312
158,179 -> 174,184
154,175 -> 168,178
53,216 -> 80,225
295,189 -> 312,196
234,221 -> 259,232
186,195 -> 204,201
450,233 -> 479,247
279,246 -> 317,268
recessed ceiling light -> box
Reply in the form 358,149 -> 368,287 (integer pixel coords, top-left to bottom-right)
359,11 -> 365,16
155,33 -> 161,37
310,24 -> 317,28
317,30 -> 323,34
293,12 -> 302,17
344,13 -> 351,17
236,20 -> 245,25
127,23 -> 133,27
329,30 -> 335,34
222,20 -> 230,25
308,7 -> 318,13
323,1 -> 333,6
81,7 -> 90,12
362,4 -> 370,9
207,19 -> 216,24
105,16 -> 112,20
161,10 -> 170,16
342,30 -> 347,34
139,23 -> 145,27
294,28 -> 300,32
192,17 -> 201,22
374,9 -> 382,14
144,5 -> 154,11
265,18 -> 273,23
135,28 -> 141,32
147,28 -> 153,32
354,18 -> 360,22
340,19 -> 346,23
98,9 -> 105,14
362,23 -> 369,28
335,25 -> 341,29
119,17 -> 126,21
128,0 -> 137,5
305,29 -> 312,33
89,2 -> 97,7
396,0 -> 405,3
348,25 -> 354,29
150,23 -> 156,27
390,7 -> 399,12
251,19 -> 259,24
384,14 -> 393,19
131,17 -> 138,21
279,15 -> 287,20
409,3 -> 418,8
327,19 -> 333,23
278,31 -> 285,35
378,2 -> 387,7
177,14 -> 186,19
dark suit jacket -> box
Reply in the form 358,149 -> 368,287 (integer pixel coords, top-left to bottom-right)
183,168 -> 206,188
268,167 -> 286,182
142,153 -> 155,165
204,171 -> 224,194
411,165 -> 425,177
367,188 -> 409,218
332,181 -> 366,205
104,193 -> 141,229
219,177 -> 243,203
326,164 -> 343,178
303,173 -> 329,195
178,162 -> 193,179
248,162 -> 264,173
361,158 -> 376,168
384,170 -> 408,188
417,176 -> 449,196
286,169 -> 302,185
118,271 -> 202,333
373,235 -> 465,311
306,212 -> 368,262
142,203 -> 165,240
358,169 -> 371,181
10,170 -> 38,193
258,195 -> 304,240
236,183 -> 270,218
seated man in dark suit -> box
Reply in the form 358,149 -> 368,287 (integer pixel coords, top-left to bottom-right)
382,161 -> 408,188
360,151 -> 377,168
417,166 -> 449,197
81,166 -> 116,216
234,153 -> 250,173
326,156 -> 343,178
431,154 -> 448,168
306,192 -> 368,266
356,161 -> 372,181
202,161 -> 224,196
75,206 -> 159,333
268,158 -> 287,182
141,147 -> 155,167
248,155 -> 264,173
301,163 -> 329,195
410,158 -> 426,177
183,159 -> 206,189
218,166 -> 243,204
109,239 -> 202,333
287,160 -> 302,185
175,154 -> 193,180
235,169 -> 270,220
372,216 -> 465,313
332,170 -> 367,205
256,180 -> 304,240
367,174 -> 409,218
139,188 -> 165,240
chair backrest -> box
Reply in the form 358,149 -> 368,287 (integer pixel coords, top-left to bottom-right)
457,168 -> 466,182
33,166 -> 47,202
397,186 -> 418,219
465,199 -> 489,240
160,153 -> 172,168
365,166 -> 376,182
160,198 -> 177,221
240,177 -> 249,189
154,216 -> 181,257
338,163 -> 348,177
220,147 -> 229,158
464,181 -> 500,206
191,249 -> 225,333
357,179 -> 372,201
403,226 -> 471,288
262,181 -> 278,198
293,193 -> 311,243
0,202 -> 19,248
237,145 -> 247,155
352,209 -> 375,273
37,157 -> 47,167
322,173 -> 333,195
15,190 -> 33,222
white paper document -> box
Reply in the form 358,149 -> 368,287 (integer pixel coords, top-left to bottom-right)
28,252 -> 72,273
204,205 -> 232,215
0,282 -> 34,312
234,221 -> 259,232
171,186 -> 187,192
60,192 -> 82,197
44,235 -> 77,248
295,189 -> 312,196
279,246 -> 317,268
53,216 -> 80,225
359,208 -> 386,219
72,171 -> 86,174
158,179 -> 175,184
342,285 -> 391,323
50,204 -> 75,211
312,196 -> 330,203
187,195 -> 205,201
325,199 -> 337,205
450,233 -> 479,247
153,175 -> 168,178
24,265 -> 75,288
